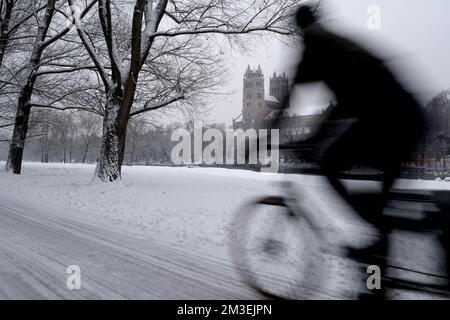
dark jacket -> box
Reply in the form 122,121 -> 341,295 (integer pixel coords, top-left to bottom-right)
295,24 -> 421,122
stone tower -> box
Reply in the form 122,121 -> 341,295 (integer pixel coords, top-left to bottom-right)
270,72 -> 289,104
242,65 -> 266,123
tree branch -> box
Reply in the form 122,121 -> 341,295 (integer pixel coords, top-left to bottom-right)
41,0 -> 98,50
130,94 -> 185,117
68,0 -> 112,92
98,0 -> 121,88
35,65 -> 98,77
30,103 -> 100,114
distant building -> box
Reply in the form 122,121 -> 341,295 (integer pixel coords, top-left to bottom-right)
233,65 -> 331,142
239,64 -> 277,124
270,71 -> 289,104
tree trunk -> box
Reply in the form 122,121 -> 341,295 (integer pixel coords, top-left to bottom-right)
6,0 -> 56,174
82,141 -> 89,163
41,137 -> 45,163
0,0 -> 14,69
69,140 -> 73,163
97,73 -> 133,181
7,94 -> 32,174
0,42 -> 7,68
63,144 -> 67,163
45,146 -> 49,163
97,99 -> 126,182
129,140 -> 136,164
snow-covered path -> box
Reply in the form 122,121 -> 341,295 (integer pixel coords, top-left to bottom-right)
0,196 -> 258,299
0,162 -> 449,299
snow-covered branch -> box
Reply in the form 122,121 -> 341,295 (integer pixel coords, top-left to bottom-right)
98,0 -> 122,88
35,65 -> 98,77
41,0 -> 98,50
30,103 -> 97,113
130,94 -> 186,117
68,0 -> 112,92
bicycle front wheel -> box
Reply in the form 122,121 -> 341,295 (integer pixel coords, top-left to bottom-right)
229,196 -> 325,299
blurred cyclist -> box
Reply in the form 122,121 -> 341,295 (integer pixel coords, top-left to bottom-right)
271,4 -> 426,296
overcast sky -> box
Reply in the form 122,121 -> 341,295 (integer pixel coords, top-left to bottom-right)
205,0 -> 450,125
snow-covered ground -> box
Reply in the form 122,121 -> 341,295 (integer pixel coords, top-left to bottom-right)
0,162 -> 370,249
0,161 -> 450,299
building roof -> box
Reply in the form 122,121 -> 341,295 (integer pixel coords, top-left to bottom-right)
265,94 -> 279,103
264,94 -> 281,110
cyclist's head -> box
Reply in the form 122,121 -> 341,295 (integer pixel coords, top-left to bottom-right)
295,4 -> 318,29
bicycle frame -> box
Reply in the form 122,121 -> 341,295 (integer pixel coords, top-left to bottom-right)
273,172 -> 450,297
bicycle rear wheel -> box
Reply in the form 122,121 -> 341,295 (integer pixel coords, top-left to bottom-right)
229,196 -> 325,299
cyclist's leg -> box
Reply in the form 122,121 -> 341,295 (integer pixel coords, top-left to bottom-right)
320,122 -> 387,225
321,124 -> 389,231
319,124 -> 355,203
331,134 -> 404,299
320,124 -> 389,298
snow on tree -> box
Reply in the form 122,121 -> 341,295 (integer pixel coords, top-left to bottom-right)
66,0 -> 300,182
4,0 -> 98,174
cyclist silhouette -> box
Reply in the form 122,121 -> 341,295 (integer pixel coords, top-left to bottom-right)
271,4 -> 426,295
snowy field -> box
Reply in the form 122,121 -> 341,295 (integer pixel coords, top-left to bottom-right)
1,161 -> 450,299
0,162 -> 377,249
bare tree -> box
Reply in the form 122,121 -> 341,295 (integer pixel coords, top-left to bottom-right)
0,0 -> 45,68
21,108 -> 101,163
67,0 -> 299,181
126,117 -> 149,164
5,0 -> 98,173
0,1 -> 48,142
423,90 -> 450,167
78,111 -> 101,163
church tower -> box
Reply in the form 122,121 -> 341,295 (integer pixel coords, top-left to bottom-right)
270,71 -> 289,104
242,65 -> 265,123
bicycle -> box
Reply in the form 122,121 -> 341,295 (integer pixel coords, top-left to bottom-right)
229,143 -> 450,300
